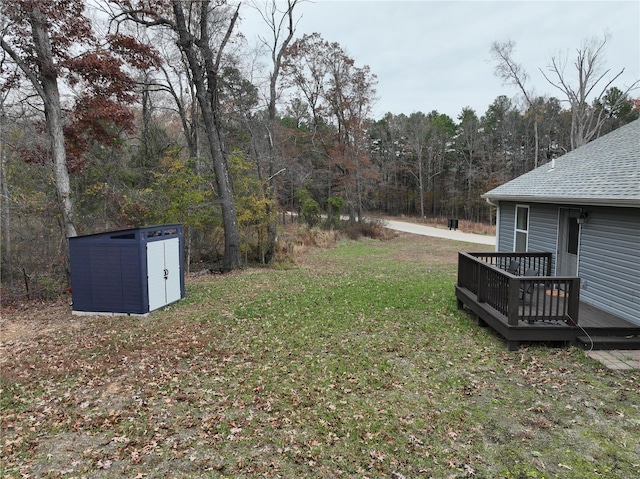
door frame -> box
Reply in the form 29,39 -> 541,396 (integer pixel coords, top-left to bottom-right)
556,207 -> 582,276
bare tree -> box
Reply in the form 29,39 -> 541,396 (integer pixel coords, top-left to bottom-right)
490,40 -> 542,168
252,0 -> 301,263
456,108 -> 481,219
157,48 -> 201,163
405,112 -> 430,219
540,33 -> 638,149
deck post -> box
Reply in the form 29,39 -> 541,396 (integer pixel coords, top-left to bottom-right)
567,278 -> 580,325
507,277 -> 520,326
544,253 -> 552,276
476,265 -> 486,303
456,251 -> 640,350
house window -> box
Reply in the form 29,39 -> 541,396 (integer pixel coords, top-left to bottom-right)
567,218 -> 580,255
514,205 -> 529,251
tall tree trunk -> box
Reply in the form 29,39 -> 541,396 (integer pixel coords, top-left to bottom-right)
30,6 -> 77,242
264,124 -> 277,263
418,153 -> 424,219
0,105 -> 12,288
171,0 -> 241,271
355,151 -> 363,222
533,120 -> 539,168
263,0 -> 298,263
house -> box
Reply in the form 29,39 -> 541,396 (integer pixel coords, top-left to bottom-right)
456,119 -> 640,350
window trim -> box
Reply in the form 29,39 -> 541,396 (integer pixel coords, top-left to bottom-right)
514,204 -> 530,252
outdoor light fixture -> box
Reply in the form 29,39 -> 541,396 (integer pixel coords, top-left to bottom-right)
577,211 -> 589,224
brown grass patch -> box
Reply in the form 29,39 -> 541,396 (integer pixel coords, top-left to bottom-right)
344,221 -> 397,241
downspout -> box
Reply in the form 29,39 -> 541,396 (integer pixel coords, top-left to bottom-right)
485,197 -> 499,252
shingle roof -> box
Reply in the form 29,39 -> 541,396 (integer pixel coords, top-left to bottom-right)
482,119 -> 640,207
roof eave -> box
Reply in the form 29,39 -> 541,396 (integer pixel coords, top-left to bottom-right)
481,194 -> 640,208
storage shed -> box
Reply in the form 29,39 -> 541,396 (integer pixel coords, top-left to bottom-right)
69,224 -> 185,315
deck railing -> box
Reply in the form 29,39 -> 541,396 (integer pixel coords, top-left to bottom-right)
468,252 -> 553,276
458,252 -> 580,326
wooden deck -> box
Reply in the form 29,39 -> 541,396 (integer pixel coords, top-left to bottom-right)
456,252 -> 640,351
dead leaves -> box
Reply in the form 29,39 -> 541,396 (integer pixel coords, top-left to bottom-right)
3,260 -> 640,478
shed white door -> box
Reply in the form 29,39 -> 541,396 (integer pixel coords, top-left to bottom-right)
147,238 -> 181,311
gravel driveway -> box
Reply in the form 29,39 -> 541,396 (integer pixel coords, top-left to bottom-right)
383,219 -> 496,245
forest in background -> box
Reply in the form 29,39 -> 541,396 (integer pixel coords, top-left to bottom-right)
1,0 -> 638,302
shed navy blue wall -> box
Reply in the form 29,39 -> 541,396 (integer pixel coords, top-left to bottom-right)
69,225 -> 184,315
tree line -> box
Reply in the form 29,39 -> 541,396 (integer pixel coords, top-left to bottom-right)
1,0 -> 638,300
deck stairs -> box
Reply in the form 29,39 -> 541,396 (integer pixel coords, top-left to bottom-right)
576,334 -> 640,351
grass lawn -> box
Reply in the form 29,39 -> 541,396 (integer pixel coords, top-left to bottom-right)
2,233 -> 639,478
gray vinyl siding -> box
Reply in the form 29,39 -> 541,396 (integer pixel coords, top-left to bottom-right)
579,207 -> 640,324
498,202 -> 557,264
497,202 -> 515,251
497,202 -> 640,324
528,204 -> 558,258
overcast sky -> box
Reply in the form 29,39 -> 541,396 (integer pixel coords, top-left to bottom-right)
241,0 -> 640,121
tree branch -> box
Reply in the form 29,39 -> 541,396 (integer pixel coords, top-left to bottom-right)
0,38 -> 46,99
214,3 -> 240,74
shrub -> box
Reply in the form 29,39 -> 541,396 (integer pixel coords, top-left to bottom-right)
344,219 -> 396,240
295,188 -> 321,227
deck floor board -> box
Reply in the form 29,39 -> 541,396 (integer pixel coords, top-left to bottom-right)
455,285 -> 640,349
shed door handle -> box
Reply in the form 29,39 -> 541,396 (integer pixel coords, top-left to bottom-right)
164,268 -> 169,279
